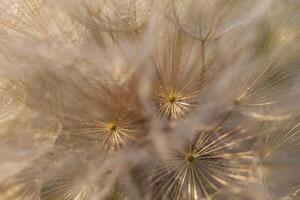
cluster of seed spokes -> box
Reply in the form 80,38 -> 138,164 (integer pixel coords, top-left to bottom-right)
100,120 -> 127,152
95,113 -> 144,153
156,88 -> 191,120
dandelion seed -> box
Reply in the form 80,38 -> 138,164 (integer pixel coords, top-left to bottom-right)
148,128 -> 255,200
171,0 -> 250,41
256,118 -> 300,197
55,69 -> 147,153
232,18 -> 300,121
152,29 -> 208,120
72,0 -> 153,33
155,87 -> 192,120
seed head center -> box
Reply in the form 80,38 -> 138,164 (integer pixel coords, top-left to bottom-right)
107,122 -> 117,132
168,96 -> 177,104
187,154 -> 195,163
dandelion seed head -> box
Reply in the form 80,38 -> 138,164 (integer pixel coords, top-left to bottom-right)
106,122 -> 118,133
155,86 -> 191,120
186,154 -> 196,163
96,118 -> 141,152
255,119 -> 300,197
148,128 -> 255,199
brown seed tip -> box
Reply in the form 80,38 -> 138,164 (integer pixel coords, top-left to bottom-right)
187,154 -> 195,163
107,123 -> 117,132
168,96 -> 177,104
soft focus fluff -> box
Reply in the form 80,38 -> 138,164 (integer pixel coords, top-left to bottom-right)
0,0 -> 300,200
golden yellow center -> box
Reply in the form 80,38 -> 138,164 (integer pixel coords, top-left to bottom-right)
187,154 -> 195,163
107,122 -> 117,132
167,96 -> 177,104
